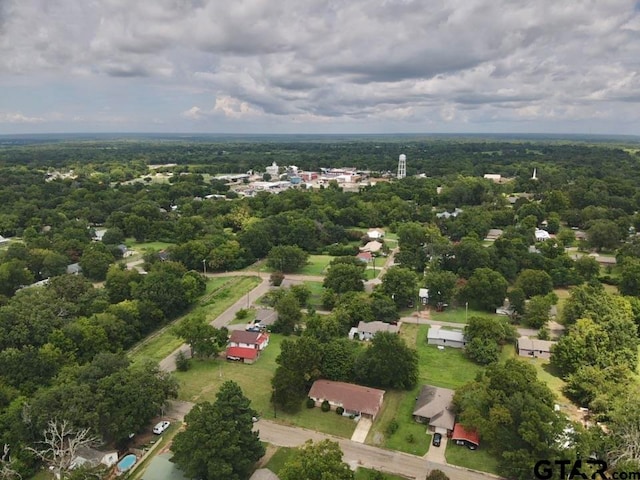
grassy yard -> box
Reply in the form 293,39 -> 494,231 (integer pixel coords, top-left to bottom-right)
174,334 -> 357,438
445,441 -> 501,475
428,306 -> 502,325
409,324 -> 482,389
264,446 -> 296,475
129,276 -> 260,364
125,238 -> 175,251
304,281 -> 325,310
298,255 -> 335,276
355,468 -> 409,480
364,268 -> 381,280
365,389 -> 431,456
229,307 -> 257,325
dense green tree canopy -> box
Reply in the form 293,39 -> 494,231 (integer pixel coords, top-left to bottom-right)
279,440 -> 354,480
172,381 -> 264,480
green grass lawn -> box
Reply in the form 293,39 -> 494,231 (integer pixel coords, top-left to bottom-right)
229,307 -> 258,325
174,334 -> 356,438
129,276 -> 260,364
304,281 -> 325,310
428,307 -> 501,325
264,446 -> 296,474
364,268 -> 381,280
407,324 -> 482,389
355,468 -> 409,480
365,389 -> 431,456
445,441 -> 501,475
298,255 -> 335,276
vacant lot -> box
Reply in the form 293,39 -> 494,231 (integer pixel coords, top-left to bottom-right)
355,468 -> 409,480
299,255 -> 335,276
428,306 -> 502,325
304,280 -> 325,310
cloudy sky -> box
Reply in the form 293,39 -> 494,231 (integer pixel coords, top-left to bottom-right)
1,0 -> 640,135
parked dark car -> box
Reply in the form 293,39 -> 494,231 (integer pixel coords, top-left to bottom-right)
432,433 -> 442,447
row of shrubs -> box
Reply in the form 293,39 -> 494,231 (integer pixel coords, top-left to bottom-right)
306,397 -> 348,416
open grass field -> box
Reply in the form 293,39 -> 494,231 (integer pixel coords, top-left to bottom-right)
445,442 -> 501,475
355,468 -> 409,480
364,268 -> 381,280
304,281 -> 325,310
174,334 -> 357,438
298,255 -> 335,276
229,307 -> 257,325
365,389 -> 431,456
129,276 -> 260,364
125,239 -> 175,251
410,324 -> 482,389
428,306 -> 502,325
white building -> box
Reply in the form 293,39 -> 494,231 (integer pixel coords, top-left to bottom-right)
266,161 -> 279,177
535,228 -> 551,242
427,326 -> 466,349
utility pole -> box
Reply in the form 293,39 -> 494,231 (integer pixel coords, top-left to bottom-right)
202,258 -> 207,275
465,302 -> 468,323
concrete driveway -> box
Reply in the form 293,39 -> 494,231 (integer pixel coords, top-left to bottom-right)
350,417 -> 372,443
425,433 -> 447,464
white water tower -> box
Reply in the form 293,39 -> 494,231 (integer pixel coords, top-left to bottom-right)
397,154 -> 407,179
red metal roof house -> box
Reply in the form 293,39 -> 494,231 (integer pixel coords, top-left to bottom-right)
226,330 -> 269,364
451,423 -> 480,450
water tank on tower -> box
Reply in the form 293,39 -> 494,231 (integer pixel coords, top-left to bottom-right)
397,154 -> 407,179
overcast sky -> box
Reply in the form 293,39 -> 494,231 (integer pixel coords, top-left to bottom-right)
1,0 -> 640,135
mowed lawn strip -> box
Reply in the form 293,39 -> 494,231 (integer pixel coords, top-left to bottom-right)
445,441 -> 501,475
303,281 -> 325,310
355,468 -> 409,480
365,389 -> 431,456
174,334 -> 356,438
428,307 -> 502,325
298,255 -> 334,276
129,276 -> 260,364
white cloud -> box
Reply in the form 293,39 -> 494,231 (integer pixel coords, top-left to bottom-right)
0,112 -> 45,123
0,0 -> 639,133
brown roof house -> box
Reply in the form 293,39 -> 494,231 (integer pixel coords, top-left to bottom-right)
412,385 -> 456,435
517,337 -> 555,360
308,380 -> 385,420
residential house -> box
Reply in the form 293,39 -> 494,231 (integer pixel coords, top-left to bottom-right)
516,337 -> 555,360
356,251 -> 373,263
484,229 -> 503,241
66,263 -> 82,275
92,228 -> 107,242
308,380 -> 385,420
226,330 -> 270,364
71,446 -> 118,470
360,240 -> 383,253
367,228 -> 385,240
435,208 -> 463,220
483,173 -> 502,183
349,321 -> 400,341
427,326 -> 466,349
418,288 -> 429,305
451,423 -> 480,449
535,228 -> 551,242
412,385 -> 456,435
0,235 -> 11,245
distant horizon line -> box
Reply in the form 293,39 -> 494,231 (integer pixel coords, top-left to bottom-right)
1,131 -> 639,141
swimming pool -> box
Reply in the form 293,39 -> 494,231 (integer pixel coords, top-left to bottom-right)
116,454 -> 137,473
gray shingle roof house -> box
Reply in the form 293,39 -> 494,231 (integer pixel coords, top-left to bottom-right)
427,326 -> 466,348
349,321 -> 400,341
517,337 -> 555,360
413,385 -> 456,435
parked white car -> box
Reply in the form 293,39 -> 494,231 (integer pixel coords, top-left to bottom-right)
152,421 -> 170,434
